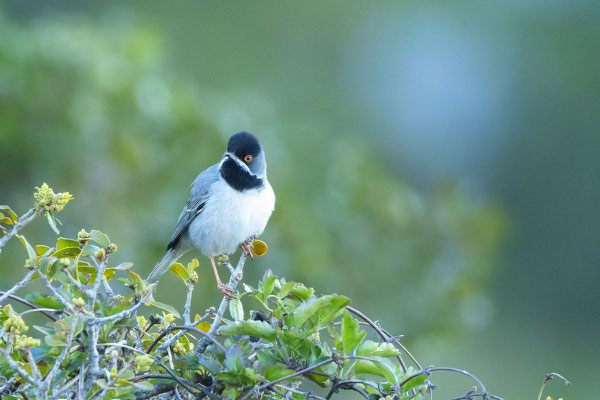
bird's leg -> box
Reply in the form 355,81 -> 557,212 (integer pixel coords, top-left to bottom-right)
210,255 -> 236,299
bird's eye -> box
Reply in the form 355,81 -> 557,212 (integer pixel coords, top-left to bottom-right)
244,155 -> 253,162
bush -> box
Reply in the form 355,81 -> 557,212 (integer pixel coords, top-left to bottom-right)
0,185 -> 503,400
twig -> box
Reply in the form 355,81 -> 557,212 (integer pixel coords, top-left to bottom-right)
97,343 -> 219,400
0,291 -> 59,321
43,313 -> 80,384
450,391 -> 504,400
87,257 -> 106,310
0,208 -> 42,254
37,271 -> 74,312
537,372 -> 570,400
149,325 -> 227,354
86,290 -> 152,325
240,357 -> 335,400
0,270 -> 37,305
345,305 -> 411,371
1,335 -> 36,386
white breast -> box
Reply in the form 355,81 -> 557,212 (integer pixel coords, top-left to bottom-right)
187,179 -> 275,256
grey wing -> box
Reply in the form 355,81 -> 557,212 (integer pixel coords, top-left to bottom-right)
166,164 -> 220,250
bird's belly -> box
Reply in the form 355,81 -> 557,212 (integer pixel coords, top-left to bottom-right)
188,183 -> 275,256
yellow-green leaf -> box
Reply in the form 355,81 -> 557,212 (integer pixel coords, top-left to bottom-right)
186,258 -> 199,273
169,262 -> 189,283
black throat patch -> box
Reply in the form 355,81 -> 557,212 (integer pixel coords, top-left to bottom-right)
220,158 -> 263,191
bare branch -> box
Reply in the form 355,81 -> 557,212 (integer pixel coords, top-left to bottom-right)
0,270 -> 37,305
0,208 -> 42,254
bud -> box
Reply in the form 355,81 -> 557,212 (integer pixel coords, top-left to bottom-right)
162,313 -> 176,325
73,297 -> 85,308
24,259 -> 34,270
189,270 -> 198,284
107,243 -> 118,254
3,312 -> 27,334
33,183 -> 72,212
137,316 -> 149,330
134,354 -> 154,373
60,258 -> 71,268
95,248 -> 105,260
14,335 -> 41,351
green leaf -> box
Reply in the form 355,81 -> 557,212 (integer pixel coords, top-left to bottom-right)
229,298 -> 244,321
47,213 -> 60,234
286,295 -> 333,329
89,230 -> 110,247
80,243 -> 101,256
264,366 -> 297,382
25,292 -> 65,309
36,245 -> 51,256
113,262 -> 134,270
52,246 -> 81,258
241,367 -> 264,384
278,280 -> 296,298
401,373 -> 427,392
219,320 -> 276,340
128,271 -> 144,288
16,234 -> 36,260
261,275 -> 277,303
357,340 -> 400,357
57,237 -> 79,250
290,283 -> 314,301
103,268 -> 116,281
224,344 -> 244,373
342,311 -> 366,355
316,295 -> 350,327
169,262 -> 189,283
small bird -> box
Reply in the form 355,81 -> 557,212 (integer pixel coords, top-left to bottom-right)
147,132 -> 275,298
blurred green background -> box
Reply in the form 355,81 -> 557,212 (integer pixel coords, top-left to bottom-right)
1,1 -> 598,398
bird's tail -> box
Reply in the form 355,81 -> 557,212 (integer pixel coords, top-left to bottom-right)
147,246 -> 188,283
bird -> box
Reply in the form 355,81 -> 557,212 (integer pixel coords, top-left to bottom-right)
147,131 -> 275,299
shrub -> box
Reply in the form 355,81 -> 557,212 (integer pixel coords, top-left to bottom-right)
0,185 -> 502,399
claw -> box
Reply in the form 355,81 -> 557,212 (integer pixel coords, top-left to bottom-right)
217,254 -> 229,265
218,284 -> 237,300
239,241 -> 254,259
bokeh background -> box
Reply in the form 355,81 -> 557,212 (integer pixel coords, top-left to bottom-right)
1,1 -> 598,398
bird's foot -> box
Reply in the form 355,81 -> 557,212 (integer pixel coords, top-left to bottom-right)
217,254 -> 229,265
218,284 -> 237,300
239,240 -> 254,259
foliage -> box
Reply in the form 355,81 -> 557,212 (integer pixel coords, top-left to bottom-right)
0,186 -> 506,399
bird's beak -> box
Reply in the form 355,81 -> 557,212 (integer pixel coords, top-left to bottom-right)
224,152 -> 240,162
224,152 -> 252,173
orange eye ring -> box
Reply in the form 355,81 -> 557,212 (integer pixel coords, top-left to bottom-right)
244,154 -> 253,162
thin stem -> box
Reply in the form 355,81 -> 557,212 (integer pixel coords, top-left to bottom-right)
0,270 -> 37,305
345,305 -> 412,371
537,372 -> 570,400
87,291 -> 152,325
43,314 -> 80,384
149,325 -> 227,354
0,208 -> 41,254
0,291 -> 59,321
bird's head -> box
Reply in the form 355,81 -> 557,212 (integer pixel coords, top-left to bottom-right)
223,131 -> 267,178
